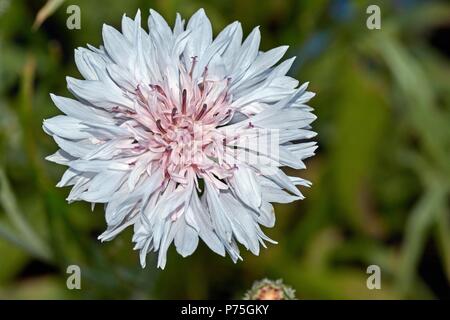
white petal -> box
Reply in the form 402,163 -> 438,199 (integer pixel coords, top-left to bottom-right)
102,24 -> 133,65
174,218 -> 199,257
46,149 -> 75,165
81,170 -> 126,203
184,9 -> 212,65
229,26 -> 260,77
66,77 -> 133,110
43,116 -> 91,140
49,94 -> 113,123
228,166 -> 262,210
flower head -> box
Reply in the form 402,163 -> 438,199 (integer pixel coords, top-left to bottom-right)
244,278 -> 296,300
43,9 -> 317,268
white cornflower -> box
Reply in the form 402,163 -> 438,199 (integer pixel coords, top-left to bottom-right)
43,9 -> 317,269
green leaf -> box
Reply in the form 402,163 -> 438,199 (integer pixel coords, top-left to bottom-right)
330,55 -> 389,232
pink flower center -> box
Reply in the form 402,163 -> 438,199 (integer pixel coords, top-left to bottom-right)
121,67 -> 238,189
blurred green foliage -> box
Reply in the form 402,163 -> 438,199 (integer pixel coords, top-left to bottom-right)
0,0 -> 449,299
